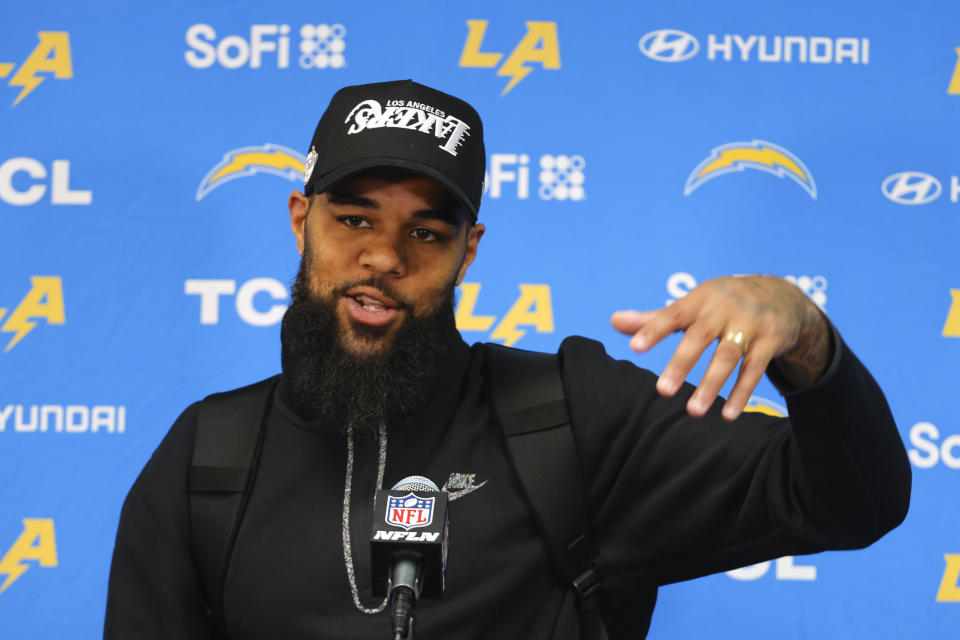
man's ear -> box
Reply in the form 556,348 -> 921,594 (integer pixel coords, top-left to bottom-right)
289,190 -> 310,256
455,222 -> 485,285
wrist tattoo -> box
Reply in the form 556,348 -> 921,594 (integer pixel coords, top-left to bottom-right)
775,303 -> 832,387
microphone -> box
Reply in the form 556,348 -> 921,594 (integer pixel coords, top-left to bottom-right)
370,475 -> 449,640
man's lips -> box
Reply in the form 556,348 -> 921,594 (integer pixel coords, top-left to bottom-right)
343,287 -> 401,327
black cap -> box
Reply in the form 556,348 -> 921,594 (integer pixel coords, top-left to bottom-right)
303,79 -> 485,220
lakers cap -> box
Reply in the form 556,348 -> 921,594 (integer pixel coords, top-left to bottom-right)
303,79 -> 486,221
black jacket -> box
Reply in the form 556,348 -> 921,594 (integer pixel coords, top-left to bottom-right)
104,331 -> 910,639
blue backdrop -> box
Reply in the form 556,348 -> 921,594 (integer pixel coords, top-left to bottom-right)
1,1 -> 958,637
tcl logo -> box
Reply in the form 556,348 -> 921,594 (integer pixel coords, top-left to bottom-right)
185,278 -> 287,326
0,158 -> 91,205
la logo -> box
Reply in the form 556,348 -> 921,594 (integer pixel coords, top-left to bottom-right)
937,554 -> 960,602
456,283 -> 554,346
0,276 -> 66,352
944,290 -> 960,337
459,20 -> 561,96
949,48 -> 960,95
0,32 -> 73,107
0,519 -> 58,594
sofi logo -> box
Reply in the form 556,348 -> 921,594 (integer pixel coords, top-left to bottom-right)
0,519 -> 57,594
908,422 -> 960,470
484,153 -> 586,201
185,23 -> 346,70
0,32 -> 72,107
459,20 -> 560,96
667,272 -> 827,310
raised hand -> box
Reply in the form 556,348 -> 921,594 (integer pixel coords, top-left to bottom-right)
611,275 -> 831,421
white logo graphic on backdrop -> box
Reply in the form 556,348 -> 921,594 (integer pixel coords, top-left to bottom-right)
299,24 -> 346,69
908,422 -> 960,470
638,30 -> 699,62
185,279 -> 288,326
639,29 -> 868,64
782,275 -> 827,309
881,172 -> 942,205
539,155 -> 585,201
484,153 -> 586,201
185,23 -> 346,70
667,272 -> 827,310
0,405 -> 125,434
0,158 -> 91,205
727,556 -> 817,582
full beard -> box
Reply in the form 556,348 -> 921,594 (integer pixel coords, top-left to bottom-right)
280,260 -> 457,437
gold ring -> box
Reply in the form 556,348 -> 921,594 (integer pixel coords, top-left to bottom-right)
722,330 -> 749,354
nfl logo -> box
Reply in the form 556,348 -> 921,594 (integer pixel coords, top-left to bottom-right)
386,492 -> 435,530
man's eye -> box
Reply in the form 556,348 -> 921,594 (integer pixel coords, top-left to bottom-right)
339,216 -> 370,229
410,228 -> 441,242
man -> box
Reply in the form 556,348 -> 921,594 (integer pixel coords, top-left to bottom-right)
104,80 -> 910,639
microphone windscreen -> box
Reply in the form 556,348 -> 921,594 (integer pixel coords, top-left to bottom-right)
391,475 -> 440,492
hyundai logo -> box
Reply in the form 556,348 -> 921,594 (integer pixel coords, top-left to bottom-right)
881,171 -> 942,205
638,29 -> 699,62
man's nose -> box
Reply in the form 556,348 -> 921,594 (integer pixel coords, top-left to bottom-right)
358,235 -> 406,277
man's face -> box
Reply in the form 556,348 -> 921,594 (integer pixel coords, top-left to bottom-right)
288,171 -> 485,357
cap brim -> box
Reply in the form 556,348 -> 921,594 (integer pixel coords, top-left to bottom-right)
309,155 -> 479,221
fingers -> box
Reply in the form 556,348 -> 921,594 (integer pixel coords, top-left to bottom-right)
684,334 -> 746,416
683,335 -> 778,421
625,304 -> 688,352
721,338 -> 779,421
610,310 -> 657,335
657,318 -> 724,397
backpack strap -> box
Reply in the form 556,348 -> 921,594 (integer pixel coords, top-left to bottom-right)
483,344 -> 609,638
188,375 -> 279,637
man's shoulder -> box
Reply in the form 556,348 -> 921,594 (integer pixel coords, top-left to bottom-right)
199,374 -> 282,405
476,335 -> 656,395
473,335 -> 608,359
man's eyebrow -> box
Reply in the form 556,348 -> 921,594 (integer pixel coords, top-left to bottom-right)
326,192 -> 379,208
412,208 -> 462,227
325,191 -> 463,227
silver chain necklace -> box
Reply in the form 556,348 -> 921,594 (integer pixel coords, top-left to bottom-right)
341,423 -> 389,614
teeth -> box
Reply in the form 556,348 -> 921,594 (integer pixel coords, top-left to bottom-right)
355,294 -> 387,311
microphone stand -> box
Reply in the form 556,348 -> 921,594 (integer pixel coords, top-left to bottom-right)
388,551 -> 421,640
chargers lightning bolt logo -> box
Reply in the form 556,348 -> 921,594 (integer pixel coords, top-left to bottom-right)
743,396 -> 788,418
684,140 -> 817,199
0,32 -> 73,107
196,144 -> 306,200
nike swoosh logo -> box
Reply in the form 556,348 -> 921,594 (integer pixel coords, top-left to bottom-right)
442,473 -> 488,502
